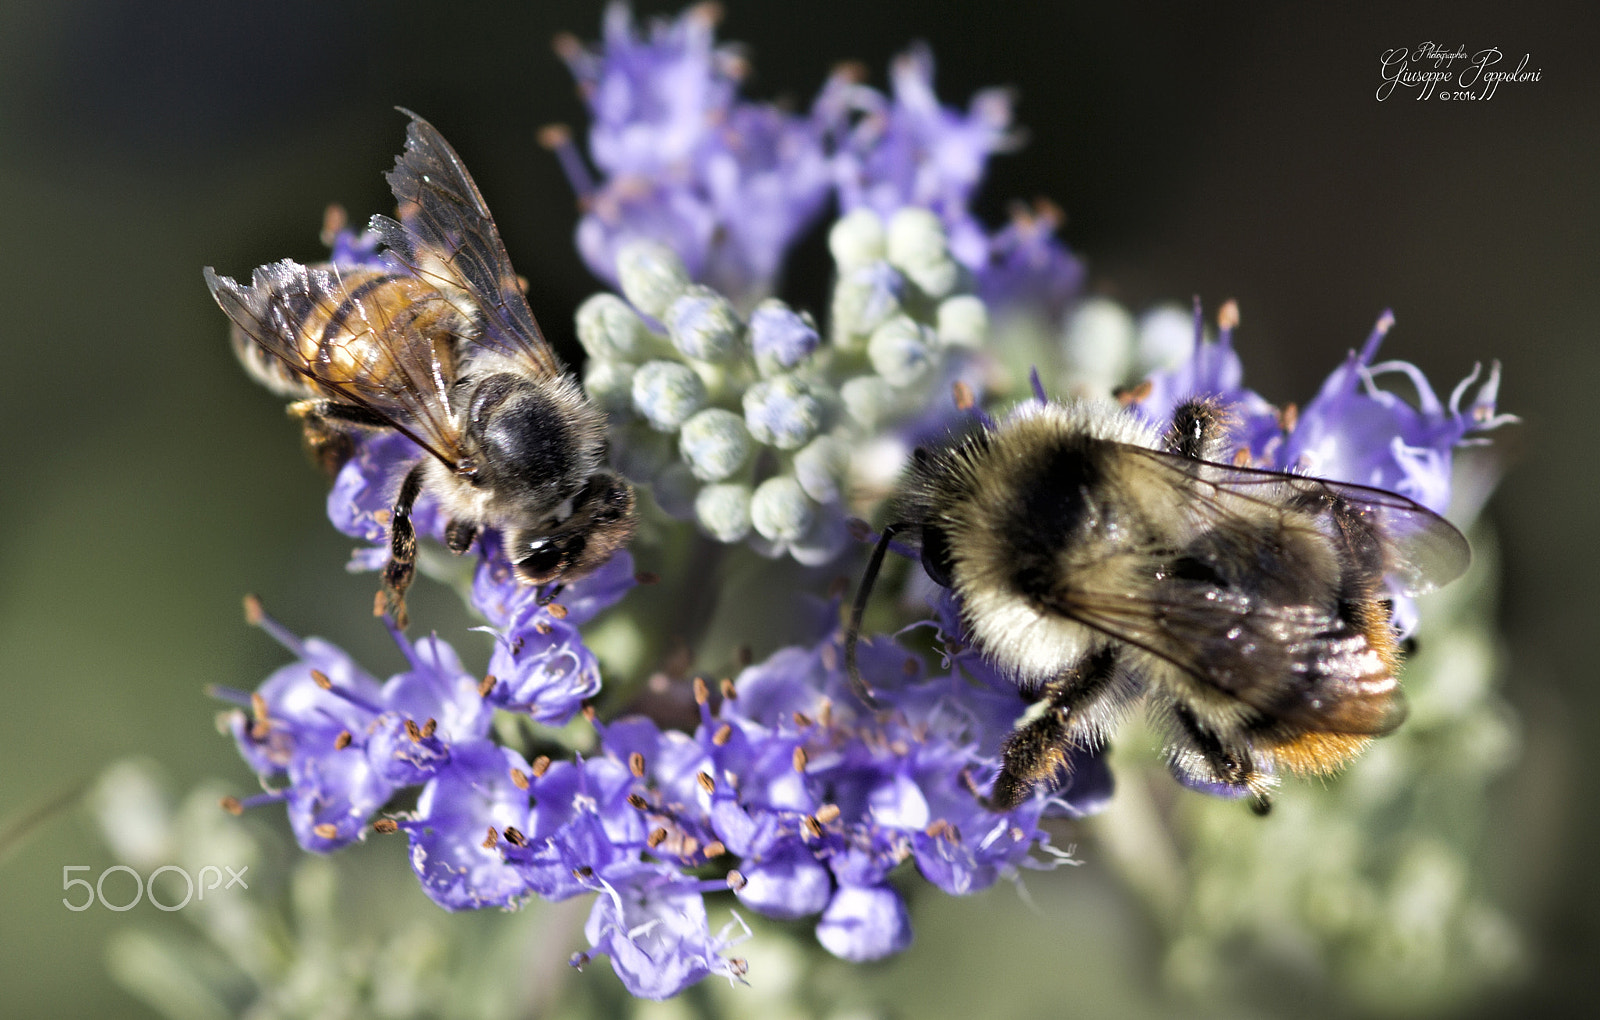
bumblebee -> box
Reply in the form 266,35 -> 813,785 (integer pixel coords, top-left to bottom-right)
848,395 -> 1469,812
206,111 -> 635,626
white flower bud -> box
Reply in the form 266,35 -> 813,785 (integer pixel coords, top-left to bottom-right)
750,476 -> 814,543
831,262 -> 904,346
1062,297 -> 1135,395
743,375 -> 824,449
616,239 -> 691,318
868,315 -> 934,387
885,207 -> 947,268
828,208 -> 886,270
583,360 -> 636,417
665,285 -> 742,362
840,376 -> 895,429
631,360 -> 706,431
576,292 -> 652,362
792,435 -> 847,504
694,483 -> 753,543
887,207 -> 959,298
936,294 -> 988,349
678,408 -> 751,482
1137,304 -> 1197,375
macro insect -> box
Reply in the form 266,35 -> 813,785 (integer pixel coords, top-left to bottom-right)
847,393 -> 1470,813
205,111 -> 635,627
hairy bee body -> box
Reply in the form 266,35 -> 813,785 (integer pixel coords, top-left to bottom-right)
854,396 -> 1468,811
207,113 -> 636,625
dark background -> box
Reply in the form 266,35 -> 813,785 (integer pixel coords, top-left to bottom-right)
0,1 -> 1593,1015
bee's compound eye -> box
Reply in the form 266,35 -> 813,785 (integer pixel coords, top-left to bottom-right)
515,537 -> 565,584
920,525 -> 955,588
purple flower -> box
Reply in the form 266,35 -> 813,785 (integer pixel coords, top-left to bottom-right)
218,604 -> 392,851
815,884 -> 912,962
474,541 -> 637,724
326,430 -> 439,572
403,740 -> 532,910
582,872 -> 748,999
365,629 -> 494,786
325,222 -> 385,270
503,753 -> 646,901
978,202 -> 1087,324
1279,312 -> 1515,514
1133,307 -> 1513,513
1127,299 -> 1280,461
554,3 -> 836,306
832,44 -> 1016,266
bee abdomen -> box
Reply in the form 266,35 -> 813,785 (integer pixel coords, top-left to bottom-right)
295,270 -> 459,387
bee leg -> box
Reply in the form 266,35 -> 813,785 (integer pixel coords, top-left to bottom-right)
1165,397 -> 1231,461
378,463 -> 425,629
1166,702 -> 1274,815
288,400 -> 391,475
536,583 -> 566,607
989,648 -> 1121,809
444,520 -> 478,554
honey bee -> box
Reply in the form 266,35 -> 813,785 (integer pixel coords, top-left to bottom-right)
847,395 -> 1470,812
205,111 -> 635,626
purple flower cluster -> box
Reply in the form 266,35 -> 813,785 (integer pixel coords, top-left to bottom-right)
549,2 -> 837,307
1130,302 -> 1514,516
550,4 -> 1081,316
221,582 -> 1099,997
219,545 -> 636,847
589,611 -> 1104,966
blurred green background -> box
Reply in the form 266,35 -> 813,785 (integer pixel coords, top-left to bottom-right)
0,0 -> 1593,1016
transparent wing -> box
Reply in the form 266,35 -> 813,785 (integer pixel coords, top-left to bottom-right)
1124,445 -> 1471,595
204,259 -> 468,469
370,109 -> 562,378
1026,443 -> 1458,736
1050,584 -> 1405,736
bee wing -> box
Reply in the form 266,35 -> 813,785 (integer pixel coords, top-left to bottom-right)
1033,446 -> 1469,737
1125,446 -> 1472,595
204,259 -> 469,469
1051,584 -> 1406,736
370,110 -> 563,379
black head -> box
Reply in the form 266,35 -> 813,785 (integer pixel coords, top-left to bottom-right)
511,470 -> 637,586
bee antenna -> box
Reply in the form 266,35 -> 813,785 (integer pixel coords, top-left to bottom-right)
845,522 -> 902,710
